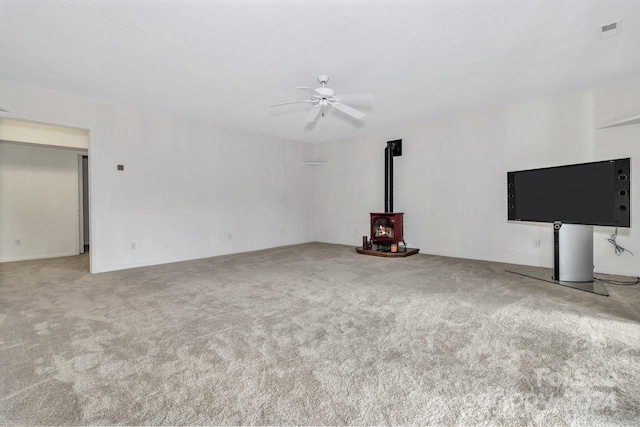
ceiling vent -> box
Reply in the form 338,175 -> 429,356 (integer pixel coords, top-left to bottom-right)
600,20 -> 622,38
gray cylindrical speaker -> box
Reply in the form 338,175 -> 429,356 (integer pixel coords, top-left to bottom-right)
559,224 -> 594,282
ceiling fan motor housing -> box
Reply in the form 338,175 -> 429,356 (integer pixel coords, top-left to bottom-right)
315,87 -> 335,97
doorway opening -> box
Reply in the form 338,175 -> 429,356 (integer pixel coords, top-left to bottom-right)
0,116 -> 92,271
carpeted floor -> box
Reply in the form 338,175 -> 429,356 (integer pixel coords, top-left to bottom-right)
1,242 -> 639,425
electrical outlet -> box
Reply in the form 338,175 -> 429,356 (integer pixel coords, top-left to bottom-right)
534,239 -> 541,248
131,242 -> 136,250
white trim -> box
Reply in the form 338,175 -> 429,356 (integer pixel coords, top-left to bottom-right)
2,252 -> 81,263
78,155 -> 85,254
0,110 -> 91,132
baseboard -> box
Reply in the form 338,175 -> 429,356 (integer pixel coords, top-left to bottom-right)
0,251 -> 79,263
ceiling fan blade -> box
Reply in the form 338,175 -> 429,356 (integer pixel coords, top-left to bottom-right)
268,100 -> 311,107
331,102 -> 366,120
305,105 -> 321,123
297,87 -> 315,96
334,93 -> 375,103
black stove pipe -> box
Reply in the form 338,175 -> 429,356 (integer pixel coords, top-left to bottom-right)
385,141 -> 394,212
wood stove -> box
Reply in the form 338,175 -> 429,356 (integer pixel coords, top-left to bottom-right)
370,212 -> 404,246
358,139 -> 418,256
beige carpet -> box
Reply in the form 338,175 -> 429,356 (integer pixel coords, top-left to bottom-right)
1,242 -> 639,425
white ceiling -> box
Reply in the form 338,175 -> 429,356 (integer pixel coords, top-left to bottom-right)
1,0 -> 639,143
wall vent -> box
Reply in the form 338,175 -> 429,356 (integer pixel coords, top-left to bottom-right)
600,20 -> 622,38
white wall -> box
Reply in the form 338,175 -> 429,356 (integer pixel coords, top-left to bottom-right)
2,77 -> 638,276
313,78 -> 640,277
0,79 -> 314,273
0,142 -> 81,261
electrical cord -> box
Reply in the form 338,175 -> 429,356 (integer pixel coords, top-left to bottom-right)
594,276 -> 640,286
595,228 -> 638,285
607,228 -> 633,256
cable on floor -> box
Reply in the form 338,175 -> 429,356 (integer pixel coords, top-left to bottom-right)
593,276 -> 640,286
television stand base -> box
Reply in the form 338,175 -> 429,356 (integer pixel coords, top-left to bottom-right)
506,268 -> 608,296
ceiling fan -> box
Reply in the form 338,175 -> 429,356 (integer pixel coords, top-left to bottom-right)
269,75 -> 374,123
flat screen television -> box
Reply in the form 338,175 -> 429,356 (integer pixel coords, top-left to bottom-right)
507,158 -> 631,227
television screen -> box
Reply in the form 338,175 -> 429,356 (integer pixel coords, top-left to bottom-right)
508,158 -> 631,227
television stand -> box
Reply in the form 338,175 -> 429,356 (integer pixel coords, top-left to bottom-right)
507,223 -> 608,296
554,223 -> 594,282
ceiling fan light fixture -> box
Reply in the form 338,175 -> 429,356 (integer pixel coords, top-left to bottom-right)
269,74 -> 374,124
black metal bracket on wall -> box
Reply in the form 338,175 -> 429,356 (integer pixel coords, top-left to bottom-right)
387,139 -> 402,156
